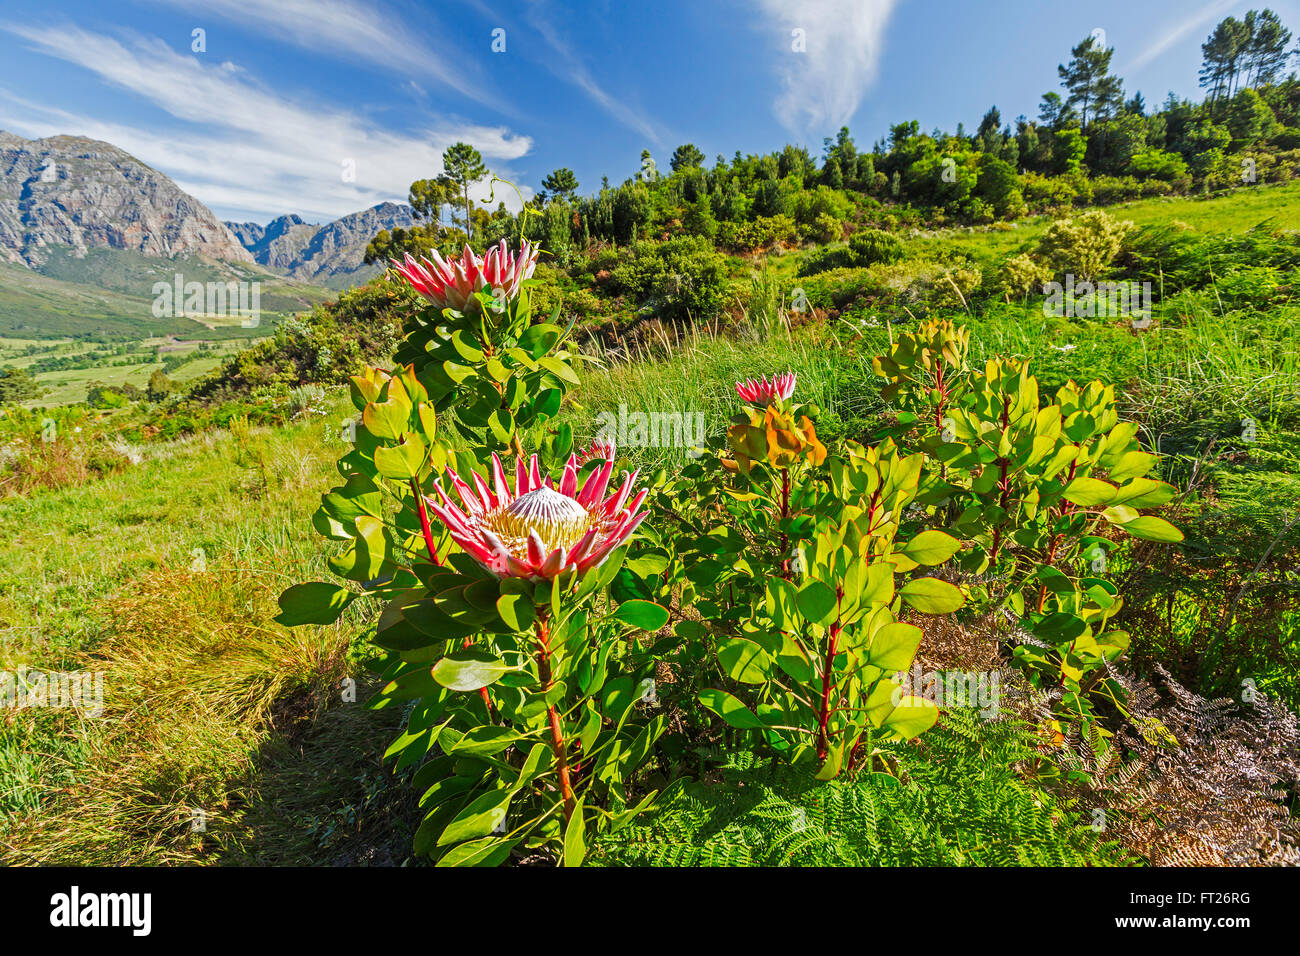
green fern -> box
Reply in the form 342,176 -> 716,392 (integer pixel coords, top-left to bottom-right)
592,710 -> 1134,867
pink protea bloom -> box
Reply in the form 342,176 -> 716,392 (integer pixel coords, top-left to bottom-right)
735,372 -> 796,405
575,437 -> 616,465
392,239 -> 539,311
425,452 -> 647,581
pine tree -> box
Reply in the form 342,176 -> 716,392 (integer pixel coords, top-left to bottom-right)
1199,17 -> 1251,103
1246,9 -> 1293,87
1058,34 -> 1125,129
669,143 -> 705,172
441,142 -> 488,242
540,167 -> 579,203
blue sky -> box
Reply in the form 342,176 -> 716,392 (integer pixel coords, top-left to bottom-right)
1,0 -> 1296,224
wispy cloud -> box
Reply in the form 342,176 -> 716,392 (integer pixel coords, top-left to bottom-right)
1117,0 -> 1238,76
0,24 -> 532,222
754,0 -> 899,134
150,0 -> 497,108
518,0 -> 667,146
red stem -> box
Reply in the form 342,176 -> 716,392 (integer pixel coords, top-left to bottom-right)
410,477 -> 443,568
1035,462 -> 1078,613
815,588 -> 845,761
988,395 -> 1013,562
933,359 -> 947,431
535,613 -> 575,821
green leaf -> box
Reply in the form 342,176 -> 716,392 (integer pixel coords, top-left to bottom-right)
438,788 -> 513,846
520,323 -> 563,358
275,582 -> 355,626
450,329 -> 485,363
898,577 -> 964,614
901,530 -> 962,566
698,689 -> 766,730
882,697 -> 940,739
431,652 -> 512,692
362,390 -> 412,441
533,387 -> 562,420
435,835 -> 516,868
717,637 -> 772,684
446,725 -> 526,757
562,798 -> 586,867
1061,476 -> 1116,507
1111,478 -> 1177,508
374,433 -> 426,480
611,599 -> 669,631
796,580 -> 838,626
496,592 -> 536,631
1121,515 -> 1184,543
865,621 -> 923,671
488,409 -> 516,446
539,355 -> 581,385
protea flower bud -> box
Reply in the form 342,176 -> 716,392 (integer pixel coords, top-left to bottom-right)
735,372 -> 796,406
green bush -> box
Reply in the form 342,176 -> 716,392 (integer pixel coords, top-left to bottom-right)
592,714 -> 1131,866
609,235 -> 730,321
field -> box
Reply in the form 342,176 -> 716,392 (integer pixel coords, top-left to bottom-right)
2,180 -> 1299,867
0,246 -> 334,408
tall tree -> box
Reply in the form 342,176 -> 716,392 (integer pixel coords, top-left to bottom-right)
1199,16 -> 1251,102
1058,34 -> 1125,129
669,143 -> 705,172
540,167 -> 579,202
408,177 -> 453,226
1037,91 -> 1077,131
1246,8 -> 1293,87
441,142 -> 488,242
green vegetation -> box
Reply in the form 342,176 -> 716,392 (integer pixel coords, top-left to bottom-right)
3,9 -> 1300,868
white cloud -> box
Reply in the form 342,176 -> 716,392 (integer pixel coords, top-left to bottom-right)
754,0 -> 899,134
1118,0 -> 1238,76
519,0 -> 667,146
150,0 -> 497,108
0,25 -> 532,223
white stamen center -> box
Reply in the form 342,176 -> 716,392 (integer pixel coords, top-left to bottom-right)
485,486 -> 593,553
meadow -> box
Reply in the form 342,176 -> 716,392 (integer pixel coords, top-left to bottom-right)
1,179 -> 1298,867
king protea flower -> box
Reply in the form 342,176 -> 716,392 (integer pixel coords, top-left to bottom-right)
392,239 -> 539,311
426,452 -> 647,581
736,372 -> 796,405
575,437 -> 616,465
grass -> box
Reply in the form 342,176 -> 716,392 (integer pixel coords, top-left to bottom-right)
3,178 -> 1299,866
0,399 -> 420,864
562,324 -> 878,469
905,179 -> 1300,269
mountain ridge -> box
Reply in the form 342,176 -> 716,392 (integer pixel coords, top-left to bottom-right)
0,130 -> 253,267
224,201 -> 415,285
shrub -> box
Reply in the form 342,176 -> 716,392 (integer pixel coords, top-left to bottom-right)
1036,209 -> 1135,283
997,253 -> 1052,299
716,215 -> 797,251
277,244 -> 1185,868
609,235 -> 729,322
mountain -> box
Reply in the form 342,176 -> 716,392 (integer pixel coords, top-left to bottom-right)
0,130 -> 253,267
226,202 -> 414,287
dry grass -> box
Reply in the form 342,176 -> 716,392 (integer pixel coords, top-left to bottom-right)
0,565 -> 357,865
